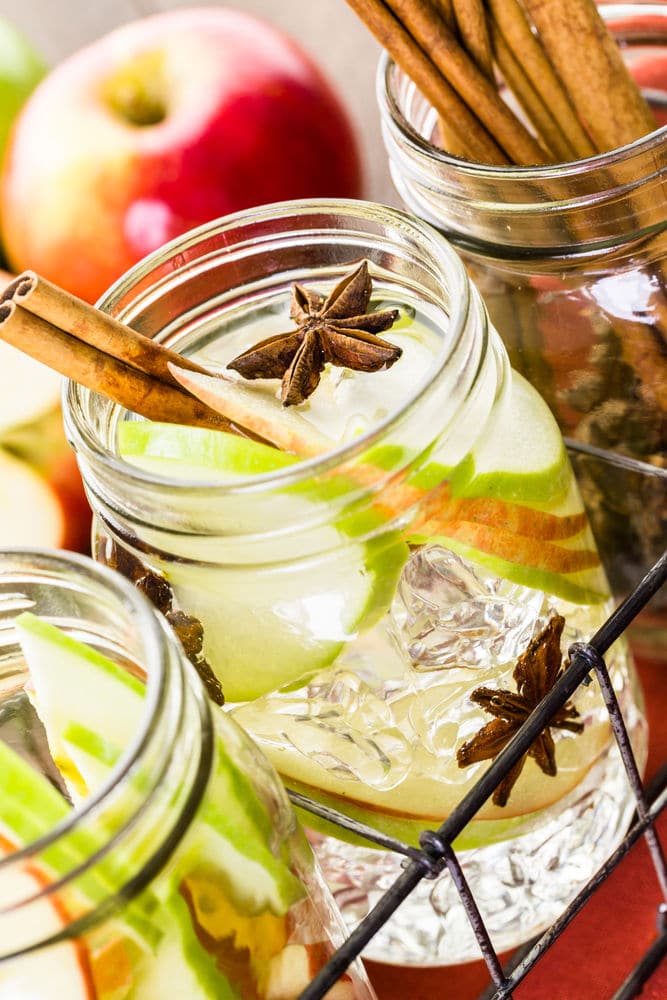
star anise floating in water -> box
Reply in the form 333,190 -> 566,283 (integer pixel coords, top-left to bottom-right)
456,615 -> 584,807
227,260 -> 402,406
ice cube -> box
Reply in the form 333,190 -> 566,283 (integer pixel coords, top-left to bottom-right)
391,546 -> 550,671
233,669 -> 413,791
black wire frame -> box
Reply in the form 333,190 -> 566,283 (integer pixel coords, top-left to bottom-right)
289,542 -> 667,1000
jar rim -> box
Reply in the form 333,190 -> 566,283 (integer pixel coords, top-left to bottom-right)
65,197 -> 484,498
377,1 -> 667,182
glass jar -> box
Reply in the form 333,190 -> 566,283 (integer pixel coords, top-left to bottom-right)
377,2 -> 667,660
0,548 -> 374,999
64,199 -> 646,965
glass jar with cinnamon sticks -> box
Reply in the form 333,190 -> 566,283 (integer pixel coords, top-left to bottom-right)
373,0 -> 667,661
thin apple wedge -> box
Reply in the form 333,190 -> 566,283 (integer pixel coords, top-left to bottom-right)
168,365 -> 335,458
416,491 -> 589,542
433,521 -> 600,574
260,942 -> 355,1000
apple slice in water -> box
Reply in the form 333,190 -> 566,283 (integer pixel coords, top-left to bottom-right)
448,370 -> 570,504
16,612 -> 145,799
0,741 -> 235,1000
118,420 -> 408,701
167,363 -> 598,605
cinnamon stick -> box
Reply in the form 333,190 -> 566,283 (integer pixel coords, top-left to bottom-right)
345,0 -> 507,163
0,271 -> 207,390
452,0 -> 494,80
487,0 -> 596,160
432,0 -> 454,30
0,297 -> 231,432
520,0 -> 657,151
488,20 -> 573,163
383,0 -> 549,164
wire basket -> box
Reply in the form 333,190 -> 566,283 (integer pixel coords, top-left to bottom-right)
291,445 -> 667,1000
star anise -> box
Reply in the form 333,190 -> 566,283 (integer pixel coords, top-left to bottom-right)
456,616 -> 584,807
226,260 -> 402,406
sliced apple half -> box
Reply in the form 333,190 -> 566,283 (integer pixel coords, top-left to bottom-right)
0,447 -> 64,547
118,420 -> 408,701
0,339 -> 62,436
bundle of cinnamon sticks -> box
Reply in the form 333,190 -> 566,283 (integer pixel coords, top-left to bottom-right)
347,0 -> 657,165
0,272 -> 232,432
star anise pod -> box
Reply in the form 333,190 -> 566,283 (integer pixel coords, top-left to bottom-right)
226,260 -> 402,406
456,616 -> 584,807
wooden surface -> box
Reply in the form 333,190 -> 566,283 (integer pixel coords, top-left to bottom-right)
3,0 -> 397,208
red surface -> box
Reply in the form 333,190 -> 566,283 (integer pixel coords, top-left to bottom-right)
366,652 -> 667,999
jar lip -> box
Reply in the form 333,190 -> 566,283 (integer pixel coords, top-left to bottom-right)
66,197 -> 478,496
377,50 -> 667,180
0,548 -> 169,862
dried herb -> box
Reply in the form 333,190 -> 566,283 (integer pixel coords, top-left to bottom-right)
456,615 -> 583,807
102,538 -> 225,706
227,260 -> 402,406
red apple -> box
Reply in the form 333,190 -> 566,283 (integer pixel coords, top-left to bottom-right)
0,7 -> 362,304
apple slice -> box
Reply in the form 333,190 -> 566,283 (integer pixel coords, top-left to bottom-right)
167,365 -> 335,458
0,863 -> 94,1000
0,339 -> 62,436
0,446 -> 64,547
129,891 -> 231,1000
0,736 -> 159,952
118,420 -> 408,701
448,370 -> 571,504
16,612 -> 145,798
261,943 -> 355,1000
118,418 -> 301,482
15,613 -> 304,917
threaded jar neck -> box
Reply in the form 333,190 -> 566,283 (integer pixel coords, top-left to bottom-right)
0,549 -> 212,957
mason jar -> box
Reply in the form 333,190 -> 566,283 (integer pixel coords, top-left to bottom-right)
63,199 -> 646,965
377,2 -> 667,660
0,548 -> 374,999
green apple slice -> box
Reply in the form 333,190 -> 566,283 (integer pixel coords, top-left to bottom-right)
118,419 -> 301,482
118,421 -> 408,701
15,613 -> 303,916
63,717 -> 303,917
0,737 -> 159,950
15,612 -> 145,798
448,370 -> 571,504
130,892 -> 240,1000
0,742 -> 233,1000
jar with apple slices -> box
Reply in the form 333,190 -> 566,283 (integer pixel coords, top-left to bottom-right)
0,549 -> 373,1000
63,200 -> 646,966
